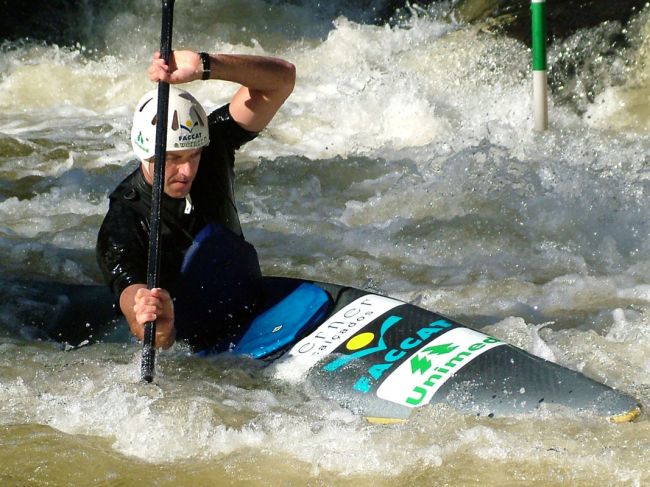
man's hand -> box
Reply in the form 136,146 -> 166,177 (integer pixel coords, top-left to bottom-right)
120,284 -> 176,349
148,50 -> 203,84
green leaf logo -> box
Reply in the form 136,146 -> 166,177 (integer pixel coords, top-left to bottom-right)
421,343 -> 457,356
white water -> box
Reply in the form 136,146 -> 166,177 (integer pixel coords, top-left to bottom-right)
1,1 -> 649,484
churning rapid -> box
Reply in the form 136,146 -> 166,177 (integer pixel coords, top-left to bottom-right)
1,0 -> 649,484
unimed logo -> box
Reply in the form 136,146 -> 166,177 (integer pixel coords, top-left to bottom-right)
377,328 -> 503,408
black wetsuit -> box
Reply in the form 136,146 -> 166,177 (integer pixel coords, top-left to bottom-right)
96,104 -> 262,350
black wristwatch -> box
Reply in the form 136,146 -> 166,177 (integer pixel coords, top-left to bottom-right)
199,51 -> 211,80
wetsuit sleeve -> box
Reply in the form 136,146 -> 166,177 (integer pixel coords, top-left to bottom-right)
96,200 -> 149,300
188,104 -> 259,236
208,104 -> 258,155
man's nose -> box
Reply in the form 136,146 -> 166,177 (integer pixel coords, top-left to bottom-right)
177,161 -> 193,176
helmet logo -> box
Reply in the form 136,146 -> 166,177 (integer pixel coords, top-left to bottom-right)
181,119 -> 197,133
134,131 -> 148,151
173,112 -> 208,148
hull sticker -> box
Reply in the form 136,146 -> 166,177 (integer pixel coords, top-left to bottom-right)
376,328 -> 504,408
274,294 -> 401,381
322,315 -> 454,394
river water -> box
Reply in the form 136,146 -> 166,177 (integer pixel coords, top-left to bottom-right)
1,1 -> 649,485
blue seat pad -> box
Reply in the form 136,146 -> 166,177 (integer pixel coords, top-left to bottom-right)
232,283 -> 331,358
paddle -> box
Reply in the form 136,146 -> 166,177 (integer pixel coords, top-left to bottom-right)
141,0 -> 175,383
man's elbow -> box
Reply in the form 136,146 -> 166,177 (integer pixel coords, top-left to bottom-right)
285,61 -> 296,86
279,61 -> 296,98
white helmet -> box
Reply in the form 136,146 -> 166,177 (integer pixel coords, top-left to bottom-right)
131,86 -> 210,162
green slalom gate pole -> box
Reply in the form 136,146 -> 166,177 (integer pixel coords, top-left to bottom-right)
531,0 -> 548,131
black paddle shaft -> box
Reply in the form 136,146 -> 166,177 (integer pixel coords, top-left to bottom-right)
141,0 -> 175,383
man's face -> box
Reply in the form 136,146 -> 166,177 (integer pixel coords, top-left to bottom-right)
143,148 -> 203,199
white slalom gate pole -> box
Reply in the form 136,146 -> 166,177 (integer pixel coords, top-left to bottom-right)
531,0 -> 548,131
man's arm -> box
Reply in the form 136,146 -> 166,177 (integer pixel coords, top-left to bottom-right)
120,284 -> 176,349
97,202 -> 176,349
148,50 -> 296,132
